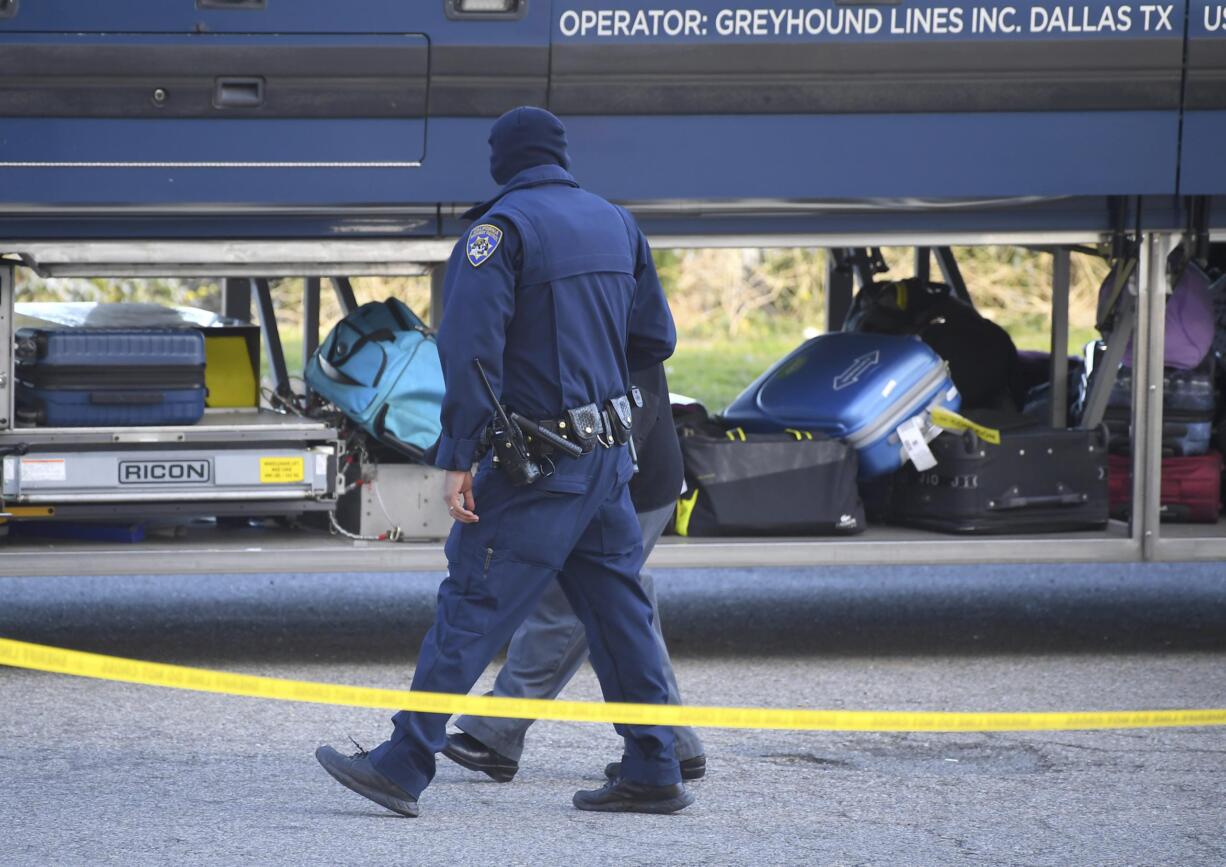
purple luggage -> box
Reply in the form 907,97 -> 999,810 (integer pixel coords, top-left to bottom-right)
1107,260 -> 1214,370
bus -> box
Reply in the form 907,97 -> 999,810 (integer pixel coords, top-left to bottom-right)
0,0 -> 1223,575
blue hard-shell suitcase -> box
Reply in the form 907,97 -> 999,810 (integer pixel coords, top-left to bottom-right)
15,328 -> 206,427
723,332 -> 961,478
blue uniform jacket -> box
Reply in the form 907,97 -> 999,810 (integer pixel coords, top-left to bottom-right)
432,164 -> 676,472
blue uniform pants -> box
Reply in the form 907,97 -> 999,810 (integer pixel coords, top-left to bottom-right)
455,502 -> 704,763
369,447 -> 681,797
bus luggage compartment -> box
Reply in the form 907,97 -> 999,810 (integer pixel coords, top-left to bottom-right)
0,31 -> 427,180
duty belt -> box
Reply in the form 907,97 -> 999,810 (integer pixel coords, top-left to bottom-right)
523,395 -> 635,459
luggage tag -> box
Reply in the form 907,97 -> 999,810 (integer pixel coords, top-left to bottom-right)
896,416 -> 938,471
929,407 -> 1002,446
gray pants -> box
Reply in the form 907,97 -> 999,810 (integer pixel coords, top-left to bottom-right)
456,502 -> 704,763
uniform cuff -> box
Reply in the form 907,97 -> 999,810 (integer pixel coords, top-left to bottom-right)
432,433 -> 481,471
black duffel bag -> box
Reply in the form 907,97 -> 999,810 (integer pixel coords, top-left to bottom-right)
674,418 -> 865,537
846,278 -> 1019,411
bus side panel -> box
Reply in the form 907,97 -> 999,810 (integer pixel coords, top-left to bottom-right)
0,0 -> 1190,214
550,0 -> 1185,198
1180,113 -> 1226,196
0,0 -> 538,34
0,109 -> 1178,221
0,0 -> 552,215
563,112 -> 1179,201
0,34 -> 429,166
1178,0 -> 1226,195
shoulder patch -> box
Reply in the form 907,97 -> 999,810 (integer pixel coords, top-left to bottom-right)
466,223 -> 504,268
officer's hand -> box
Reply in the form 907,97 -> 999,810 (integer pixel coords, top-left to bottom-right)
444,470 -> 479,523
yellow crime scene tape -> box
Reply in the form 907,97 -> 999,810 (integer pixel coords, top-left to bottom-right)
929,407 -> 1002,445
3,637 -> 1225,732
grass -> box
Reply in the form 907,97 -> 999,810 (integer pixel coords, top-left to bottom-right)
1013,325 -> 1100,356
262,335 -> 305,388
665,334 -> 805,410
270,320 -> 1099,414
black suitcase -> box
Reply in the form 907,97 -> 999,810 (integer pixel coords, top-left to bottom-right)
1103,409 -> 1213,457
1102,361 -> 1215,456
675,425 -> 865,537
891,413 -> 1109,534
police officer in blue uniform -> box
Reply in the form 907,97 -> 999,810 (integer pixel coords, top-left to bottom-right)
443,362 -> 708,784
315,106 -> 694,817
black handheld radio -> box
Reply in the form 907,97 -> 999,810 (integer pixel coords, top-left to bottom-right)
474,358 -> 542,487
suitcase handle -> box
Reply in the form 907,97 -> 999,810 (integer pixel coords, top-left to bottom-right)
327,323 -> 394,387
993,492 -> 1085,510
89,391 -> 165,406
14,332 -> 44,361
329,326 -> 395,366
197,0 -> 267,8
384,298 -> 431,336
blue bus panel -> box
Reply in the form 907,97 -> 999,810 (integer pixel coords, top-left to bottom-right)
0,33 -> 427,167
1178,0 -> 1226,196
0,0 -> 1212,234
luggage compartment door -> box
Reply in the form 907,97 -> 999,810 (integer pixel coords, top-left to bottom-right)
0,32 -> 427,168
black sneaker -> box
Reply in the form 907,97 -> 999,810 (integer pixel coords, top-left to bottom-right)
605,754 -> 706,782
573,779 -> 695,814
315,743 -> 419,818
442,732 -> 519,783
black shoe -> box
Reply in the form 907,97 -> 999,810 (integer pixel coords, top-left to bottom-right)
442,732 -> 519,783
573,779 -> 695,814
605,754 -> 706,782
315,744 -> 419,818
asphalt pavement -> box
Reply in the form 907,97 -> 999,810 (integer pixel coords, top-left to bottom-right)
2,563 -> 1225,866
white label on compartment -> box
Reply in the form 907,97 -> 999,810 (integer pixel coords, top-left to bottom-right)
881,378 -> 898,398
3,458 -> 14,483
897,417 -> 938,472
21,458 -> 67,482
315,453 -> 328,477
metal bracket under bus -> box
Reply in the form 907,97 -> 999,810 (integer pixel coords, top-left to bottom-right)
0,263 -> 13,431
253,277 -> 292,403
1078,284 -> 1137,431
1079,210 -> 1140,432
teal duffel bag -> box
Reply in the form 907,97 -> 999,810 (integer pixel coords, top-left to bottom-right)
306,298 -> 444,458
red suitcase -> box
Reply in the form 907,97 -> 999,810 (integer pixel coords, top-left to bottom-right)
1107,452 -> 1223,523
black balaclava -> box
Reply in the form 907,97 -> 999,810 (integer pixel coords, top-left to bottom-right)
488,106 -> 571,186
